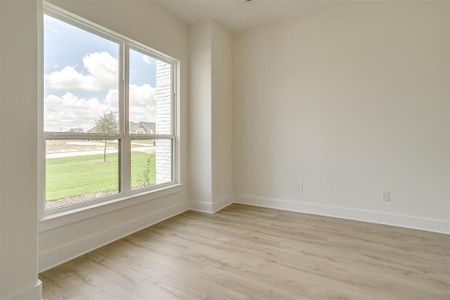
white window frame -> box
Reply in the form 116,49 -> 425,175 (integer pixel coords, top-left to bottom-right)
38,2 -> 180,220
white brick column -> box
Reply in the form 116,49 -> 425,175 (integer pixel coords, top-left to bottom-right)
155,60 -> 172,184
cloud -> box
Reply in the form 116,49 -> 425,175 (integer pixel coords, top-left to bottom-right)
45,84 -> 156,132
129,84 -> 156,124
142,55 -> 151,64
44,51 -> 159,132
44,92 -> 118,132
45,52 -> 118,91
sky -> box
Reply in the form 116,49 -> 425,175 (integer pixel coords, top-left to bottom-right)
44,14 -> 163,132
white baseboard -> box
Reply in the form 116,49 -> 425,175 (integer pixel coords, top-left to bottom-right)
39,201 -> 189,272
213,195 -> 235,212
191,195 -> 234,213
236,194 -> 450,235
39,194 -> 448,274
4,280 -> 42,300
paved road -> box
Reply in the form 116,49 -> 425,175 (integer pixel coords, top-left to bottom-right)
47,146 -> 153,159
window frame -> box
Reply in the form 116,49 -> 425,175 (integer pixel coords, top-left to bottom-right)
39,2 -> 180,219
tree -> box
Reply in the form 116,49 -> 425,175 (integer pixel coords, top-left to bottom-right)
68,127 -> 84,133
94,112 -> 118,162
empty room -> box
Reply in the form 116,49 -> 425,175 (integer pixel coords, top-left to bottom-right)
0,0 -> 449,299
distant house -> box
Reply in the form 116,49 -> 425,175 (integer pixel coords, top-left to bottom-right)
129,122 -> 155,135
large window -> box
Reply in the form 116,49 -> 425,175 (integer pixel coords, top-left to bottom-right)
42,6 -> 177,213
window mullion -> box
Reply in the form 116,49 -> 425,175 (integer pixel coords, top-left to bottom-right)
121,42 -> 131,194
172,63 -> 178,183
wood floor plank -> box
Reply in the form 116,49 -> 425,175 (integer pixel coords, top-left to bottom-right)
40,204 -> 450,300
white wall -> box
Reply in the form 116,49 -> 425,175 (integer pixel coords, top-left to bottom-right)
211,22 -> 234,205
233,2 -> 450,233
189,21 -> 234,212
0,1 -> 42,299
189,22 -> 213,209
39,0 -> 191,271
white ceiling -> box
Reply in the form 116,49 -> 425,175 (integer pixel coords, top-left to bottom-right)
155,0 -> 333,33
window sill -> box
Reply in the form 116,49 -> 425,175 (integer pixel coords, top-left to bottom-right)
39,183 -> 183,232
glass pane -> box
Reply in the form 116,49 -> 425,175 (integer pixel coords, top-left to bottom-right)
44,14 -> 119,133
46,139 -> 119,210
131,139 -> 172,189
129,48 -> 172,135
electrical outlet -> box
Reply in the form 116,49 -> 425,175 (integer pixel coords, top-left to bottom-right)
297,184 -> 303,192
382,192 -> 391,202
215,184 -> 220,193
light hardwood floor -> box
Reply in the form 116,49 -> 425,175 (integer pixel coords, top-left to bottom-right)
40,204 -> 450,300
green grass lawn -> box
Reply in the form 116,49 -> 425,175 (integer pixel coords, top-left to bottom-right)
46,151 -> 155,201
